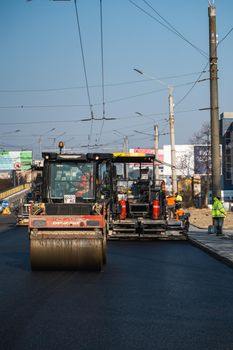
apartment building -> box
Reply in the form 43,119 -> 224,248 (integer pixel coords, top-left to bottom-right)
220,112 -> 233,199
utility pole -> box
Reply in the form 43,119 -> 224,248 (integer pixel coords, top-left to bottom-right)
123,136 -> 129,178
208,3 -> 221,198
169,89 -> 177,193
38,137 -> 42,159
133,69 -> 177,191
154,125 -> 159,183
124,136 -> 129,152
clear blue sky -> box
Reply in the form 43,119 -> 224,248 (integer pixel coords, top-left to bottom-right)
0,0 -> 232,158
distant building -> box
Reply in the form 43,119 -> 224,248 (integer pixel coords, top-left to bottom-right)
220,112 -> 233,197
130,116 -> 233,202
130,145 -> 210,193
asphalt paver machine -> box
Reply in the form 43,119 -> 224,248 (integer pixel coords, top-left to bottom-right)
108,152 -> 188,240
29,147 -> 113,270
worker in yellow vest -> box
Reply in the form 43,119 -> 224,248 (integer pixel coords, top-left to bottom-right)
175,192 -> 183,210
212,196 -> 226,236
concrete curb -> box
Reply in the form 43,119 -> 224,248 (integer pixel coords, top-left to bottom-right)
188,236 -> 233,268
190,222 -> 233,230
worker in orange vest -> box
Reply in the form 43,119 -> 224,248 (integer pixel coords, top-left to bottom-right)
76,172 -> 90,197
166,193 -> 176,219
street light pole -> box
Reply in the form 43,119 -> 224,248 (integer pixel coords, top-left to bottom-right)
124,135 -> 129,153
135,112 -> 159,182
114,130 -> 131,178
168,88 -> 177,193
134,68 -> 177,192
154,125 -> 159,182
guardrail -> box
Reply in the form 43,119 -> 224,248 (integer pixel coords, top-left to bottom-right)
0,184 -> 31,200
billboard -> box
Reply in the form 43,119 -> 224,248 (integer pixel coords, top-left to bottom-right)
163,145 -> 194,176
194,145 -> 211,175
130,148 -> 164,162
0,151 -> 33,171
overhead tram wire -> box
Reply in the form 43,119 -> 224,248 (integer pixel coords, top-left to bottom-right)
74,0 -> 115,147
98,0 -> 106,143
73,0 -> 94,146
175,25 -> 233,107
141,0 -> 208,58
0,79 -> 205,110
0,109 -> 198,127
218,26 -> 233,46
175,61 -> 209,107
0,71 -> 207,93
97,0 -> 116,144
127,0 -> 208,58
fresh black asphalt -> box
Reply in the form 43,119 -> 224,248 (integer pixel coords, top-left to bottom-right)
1,219 -> 233,350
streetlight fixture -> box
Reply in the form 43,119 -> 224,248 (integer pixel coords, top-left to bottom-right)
134,68 -> 177,193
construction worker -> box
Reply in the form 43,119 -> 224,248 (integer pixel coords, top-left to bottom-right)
212,196 -> 226,236
166,193 -> 176,219
175,192 -> 183,210
76,170 -> 91,197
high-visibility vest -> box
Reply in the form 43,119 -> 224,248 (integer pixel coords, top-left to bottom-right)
175,195 -> 182,202
167,196 -> 176,206
212,199 -> 226,218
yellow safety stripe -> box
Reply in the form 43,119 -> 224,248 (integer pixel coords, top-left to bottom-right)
113,152 -> 147,157
0,183 -> 31,200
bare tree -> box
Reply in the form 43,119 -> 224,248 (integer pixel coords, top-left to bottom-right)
176,152 -> 193,176
189,122 -> 211,207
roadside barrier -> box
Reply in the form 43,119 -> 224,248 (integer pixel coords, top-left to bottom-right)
0,184 -> 31,200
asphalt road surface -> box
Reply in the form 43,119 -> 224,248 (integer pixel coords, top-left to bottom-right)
1,218 -> 233,350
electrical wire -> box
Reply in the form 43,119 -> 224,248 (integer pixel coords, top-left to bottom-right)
0,119 -> 84,126
171,25 -> 233,107
98,0 -> 106,143
0,80 -> 204,110
141,0 -> 208,58
128,0 -> 208,58
175,61 -> 209,107
0,103 -> 90,109
102,80 -> 207,105
0,71 -> 207,93
73,0 -> 94,121
218,27 -> 233,46
0,109 -> 198,128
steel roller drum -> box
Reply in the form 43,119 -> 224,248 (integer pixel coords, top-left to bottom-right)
102,234 -> 107,264
30,235 -> 104,270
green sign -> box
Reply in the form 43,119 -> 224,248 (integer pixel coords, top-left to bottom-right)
0,151 -> 33,171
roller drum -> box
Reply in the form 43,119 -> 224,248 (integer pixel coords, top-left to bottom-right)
30,237 -> 103,270
102,234 -> 107,264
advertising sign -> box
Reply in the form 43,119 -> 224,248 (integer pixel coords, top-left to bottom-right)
130,148 -> 164,162
163,145 -> 194,176
0,151 -> 33,171
194,145 -> 211,175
